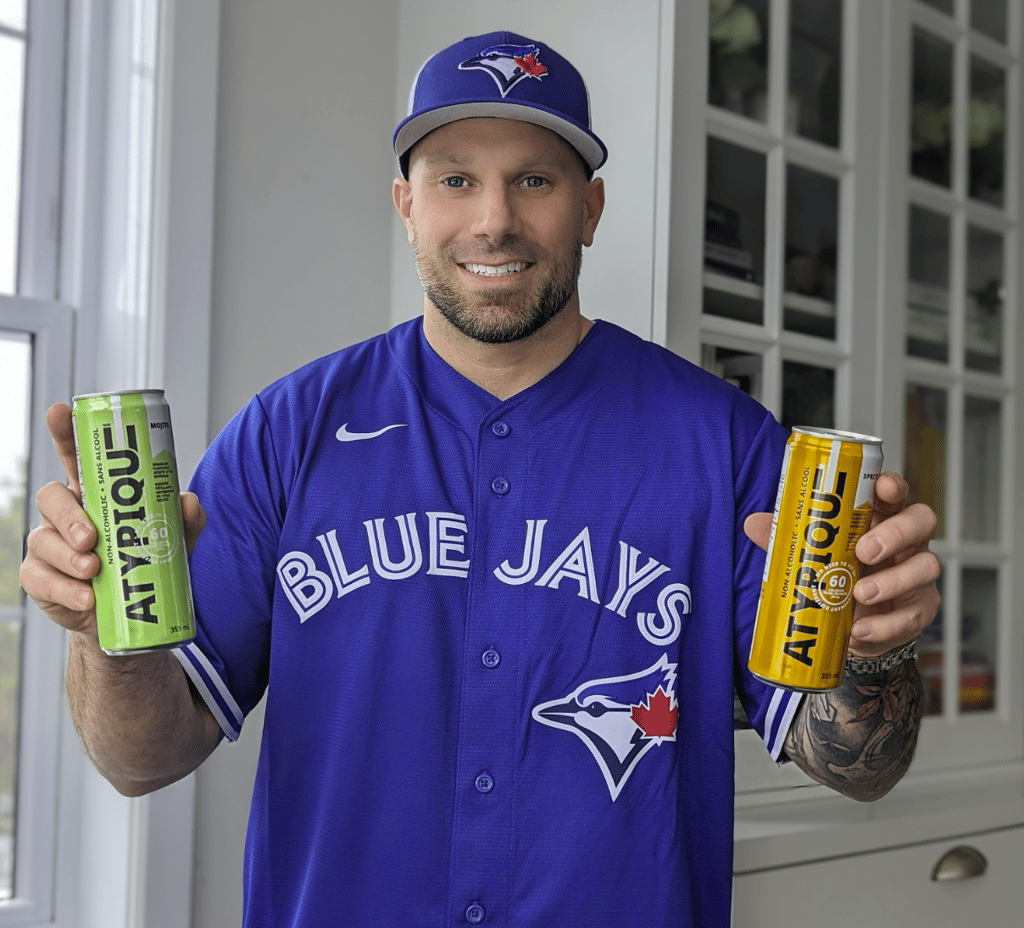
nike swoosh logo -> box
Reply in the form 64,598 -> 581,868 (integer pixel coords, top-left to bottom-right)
335,423 -> 407,442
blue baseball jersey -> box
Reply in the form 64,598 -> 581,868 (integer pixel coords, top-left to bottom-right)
177,318 -> 802,927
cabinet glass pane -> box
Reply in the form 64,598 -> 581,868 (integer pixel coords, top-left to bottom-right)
0,331 -> 29,900
911,29 -> 954,188
788,0 -> 842,147
971,0 -> 1008,44
918,572 -> 945,716
907,205 -> 951,362
904,385 -> 947,539
0,2 -> 26,30
962,396 -> 1001,543
708,0 -> 769,121
782,361 -> 834,429
960,567 -> 997,713
704,138 -> 766,325
0,32 -> 25,296
968,57 -> 1006,208
966,226 -> 1003,373
784,164 -> 838,339
701,345 -> 763,403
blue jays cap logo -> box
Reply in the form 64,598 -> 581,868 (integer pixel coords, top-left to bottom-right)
458,42 -> 549,98
532,655 -> 678,801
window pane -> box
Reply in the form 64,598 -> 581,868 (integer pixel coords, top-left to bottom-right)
0,1 -> 26,30
704,138 -> 766,326
971,0 -> 1008,43
961,567 -> 998,713
962,396 -> 1001,543
701,345 -> 763,403
0,331 -> 30,901
919,0 -> 954,14
708,0 -> 769,122
918,571 -> 945,716
788,0 -> 842,147
784,164 -> 838,339
0,32 -> 25,295
969,57 -> 1006,208
782,361 -> 834,429
966,226 -> 1003,373
907,204 -> 951,362
905,384 -> 947,539
911,29 -> 954,188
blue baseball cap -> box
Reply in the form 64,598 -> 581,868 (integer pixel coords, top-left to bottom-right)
393,31 -> 608,178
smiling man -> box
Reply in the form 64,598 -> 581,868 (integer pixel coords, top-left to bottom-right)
21,31 -> 940,928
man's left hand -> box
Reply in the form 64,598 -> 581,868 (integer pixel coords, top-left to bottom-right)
744,471 -> 941,658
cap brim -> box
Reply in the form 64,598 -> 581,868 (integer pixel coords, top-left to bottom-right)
394,101 -> 607,172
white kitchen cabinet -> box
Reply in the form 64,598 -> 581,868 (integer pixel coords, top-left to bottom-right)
733,824 -> 1024,927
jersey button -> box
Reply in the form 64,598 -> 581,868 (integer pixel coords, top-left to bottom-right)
474,772 -> 495,793
465,902 -> 486,924
491,420 -> 511,437
481,649 -> 501,669
490,476 -> 511,495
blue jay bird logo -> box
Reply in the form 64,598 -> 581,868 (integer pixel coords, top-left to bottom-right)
532,655 -> 679,801
459,43 -> 549,98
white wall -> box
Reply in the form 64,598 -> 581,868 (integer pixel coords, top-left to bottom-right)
206,1 -> 399,432
192,3 -> 398,926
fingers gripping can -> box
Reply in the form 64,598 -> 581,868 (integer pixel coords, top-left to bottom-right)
71,391 -> 196,655
748,428 -> 883,691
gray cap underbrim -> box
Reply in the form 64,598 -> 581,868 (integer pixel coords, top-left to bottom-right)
393,101 -> 607,173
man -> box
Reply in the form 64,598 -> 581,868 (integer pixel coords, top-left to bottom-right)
22,31 -> 939,928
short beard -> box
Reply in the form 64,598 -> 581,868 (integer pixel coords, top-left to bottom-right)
414,235 -> 583,345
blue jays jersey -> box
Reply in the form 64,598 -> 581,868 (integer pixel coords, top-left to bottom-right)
177,318 -> 802,928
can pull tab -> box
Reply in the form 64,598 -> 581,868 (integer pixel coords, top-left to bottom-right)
930,845 -> 987,881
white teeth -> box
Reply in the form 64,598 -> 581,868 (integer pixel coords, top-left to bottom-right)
464,262 -> 529,277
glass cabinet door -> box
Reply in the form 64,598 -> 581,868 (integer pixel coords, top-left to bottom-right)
903,1 -> 1015,731
688,0 -> 1024,784
702,0 -> 847,432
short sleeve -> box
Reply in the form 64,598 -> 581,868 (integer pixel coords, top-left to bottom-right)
730,410 -> 804,761
175,396 -> 283,741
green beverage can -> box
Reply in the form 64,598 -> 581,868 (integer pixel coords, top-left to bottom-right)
71,390 -> 196,655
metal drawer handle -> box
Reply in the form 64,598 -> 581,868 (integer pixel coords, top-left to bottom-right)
931,845 -> 988,881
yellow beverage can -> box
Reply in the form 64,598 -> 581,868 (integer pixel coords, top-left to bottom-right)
748,428 -> 883,691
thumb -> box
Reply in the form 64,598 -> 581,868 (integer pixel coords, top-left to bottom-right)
743,512 -> 773,551
180,492 -> 206,554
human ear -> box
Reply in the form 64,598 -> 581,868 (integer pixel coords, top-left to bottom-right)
392,178 -> 415,244
581,176 -> 605,247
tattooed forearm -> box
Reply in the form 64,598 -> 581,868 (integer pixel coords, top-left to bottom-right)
783,659 -> 924,801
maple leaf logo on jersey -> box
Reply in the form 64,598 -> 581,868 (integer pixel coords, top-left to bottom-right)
532,655 -> 678,801
458,43 -> 549,98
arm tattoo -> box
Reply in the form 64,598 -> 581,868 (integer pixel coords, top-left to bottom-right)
784,659 -> 924,801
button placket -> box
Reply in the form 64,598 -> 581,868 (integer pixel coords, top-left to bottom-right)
451,414 -> 520,923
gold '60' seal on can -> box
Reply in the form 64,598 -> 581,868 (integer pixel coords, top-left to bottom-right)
748,428 -> 883,692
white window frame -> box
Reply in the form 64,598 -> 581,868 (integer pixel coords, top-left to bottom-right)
1,1 -> 217,926
0,297 -> 72,927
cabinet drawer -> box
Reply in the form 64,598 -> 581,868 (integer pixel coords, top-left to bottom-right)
733,826 -> 1024,927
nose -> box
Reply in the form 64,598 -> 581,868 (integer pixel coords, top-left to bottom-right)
470,181 -> 520,243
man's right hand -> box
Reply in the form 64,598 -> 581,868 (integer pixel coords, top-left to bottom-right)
18,402 -> 205,637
